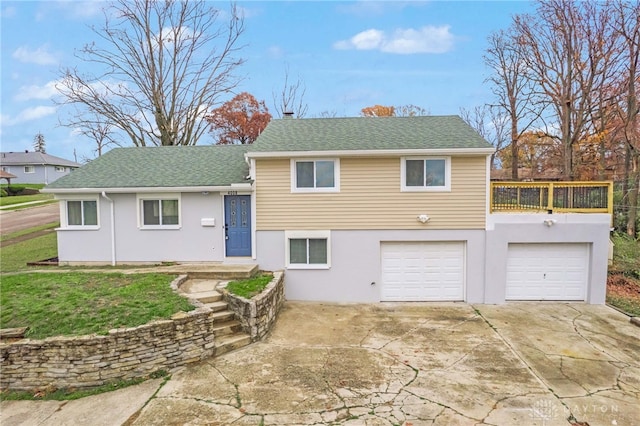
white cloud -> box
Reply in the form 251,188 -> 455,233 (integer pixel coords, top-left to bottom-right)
2,106 -> 57,126
1,5 -> 17,18
12,45 -> 58,65
14,81 -> 60,102
334,25 -> 455,54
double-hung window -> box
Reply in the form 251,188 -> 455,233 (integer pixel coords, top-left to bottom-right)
138,195 -> 180,229
65,200 -> 98,228
285,231 -> 331,269
24,166 -> 35,173
401,157 -> 450,192
291,159 -> 339,192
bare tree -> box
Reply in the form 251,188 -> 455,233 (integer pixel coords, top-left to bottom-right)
395,104 -> 430,117
57,0 -> 245,147
272,65 -> 308,118
513,0 -> 619,180
74,113 -> 120,158
611,0 -> 640,237
484,28 -> 541,179
460,105 -> 509,171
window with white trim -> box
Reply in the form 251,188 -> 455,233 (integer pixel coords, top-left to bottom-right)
24,166 -> 35,173
291,159 -> 340,192
285,230 -> 331,269
55,166 -> 66,173
65,200 -> 98,227
138,195 -> 181,229
401,157 -> 451,191
1,166 -> 9,172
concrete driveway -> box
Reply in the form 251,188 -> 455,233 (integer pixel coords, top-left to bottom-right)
2,302 -> 638,426
131,302 -> 638,426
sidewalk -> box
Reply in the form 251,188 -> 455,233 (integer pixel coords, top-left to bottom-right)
0,200 -> 52,211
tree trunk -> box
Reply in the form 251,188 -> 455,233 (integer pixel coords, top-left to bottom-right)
510,120 -> 519,180
627,153 -> 639,237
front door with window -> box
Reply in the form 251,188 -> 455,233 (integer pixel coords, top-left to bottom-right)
224,195 -> 251,256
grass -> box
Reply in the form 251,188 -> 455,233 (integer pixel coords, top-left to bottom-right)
0,193 -> 53,207
0,272 -> 195,339
0,222 -> 59,242
226,273 -> 274,299
0,232 -> 58,273
607,233 -> 640,316
0,370 -> 170,401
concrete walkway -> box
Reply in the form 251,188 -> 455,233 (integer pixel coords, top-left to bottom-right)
2,302 -> 638,426
0,200 -> 53,210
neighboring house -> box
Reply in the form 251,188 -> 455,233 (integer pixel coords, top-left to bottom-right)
44,116 -> 612,304
0,151 -> 81,184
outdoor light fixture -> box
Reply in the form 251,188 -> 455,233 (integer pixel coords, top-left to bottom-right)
417,214 -> 430,224
543,219 -> 557,227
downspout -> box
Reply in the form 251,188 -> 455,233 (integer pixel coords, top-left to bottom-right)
101,191 -> 116,266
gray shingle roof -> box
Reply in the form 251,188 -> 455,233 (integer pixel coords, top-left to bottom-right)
46,145 -> 251,190
45,116 -> 492,191
0,151 -> 81,167
249,115 -> 493,153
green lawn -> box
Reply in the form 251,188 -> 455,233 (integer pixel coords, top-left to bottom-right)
226,273 -> 274,298
0,233 -> 58,273
0,193 -> 54,207
1,272 -> 195,339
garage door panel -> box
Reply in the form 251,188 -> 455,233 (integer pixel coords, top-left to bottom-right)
506,243 -> 588,301
381,242 -> 465,301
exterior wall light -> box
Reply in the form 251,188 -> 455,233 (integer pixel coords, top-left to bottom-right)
417,214 -> 430,224
543,219 -> 557,227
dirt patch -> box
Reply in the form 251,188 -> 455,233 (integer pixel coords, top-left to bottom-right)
607,274 -> 640,300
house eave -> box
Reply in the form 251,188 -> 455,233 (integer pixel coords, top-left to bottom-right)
245,147 -> 495,159
43,183 -> 253,194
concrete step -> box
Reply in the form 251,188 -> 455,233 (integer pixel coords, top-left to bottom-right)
210,310 -> 236,323
203,301 -> 228,312
211,320 -> 243,337
187,264 -> 259,280
191,290 -> 222,304
214,334 -> 251,356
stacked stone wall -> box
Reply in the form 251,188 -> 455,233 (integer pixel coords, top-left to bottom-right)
220,270 -> 285,341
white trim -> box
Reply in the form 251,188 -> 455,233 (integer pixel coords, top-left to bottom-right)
247,147 -> 495,159
400,156 -> 451,192
55,166 -> 66,173
136,193 -> 182,230
485,155 -> 491,230
42,184 -> 252,194
290,158 -> 340,193
1,166 -> 9,172
285,230 -> 331,269
24,165 -> 35,173
58,196 -> 100,230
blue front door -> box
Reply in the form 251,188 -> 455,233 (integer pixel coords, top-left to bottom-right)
224,195 -> 251,256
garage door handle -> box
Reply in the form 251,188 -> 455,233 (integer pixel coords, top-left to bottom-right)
543,273 -> 546,279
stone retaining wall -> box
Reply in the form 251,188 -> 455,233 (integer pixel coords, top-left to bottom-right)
219,270 -> 285,341
0,276 -> 219,392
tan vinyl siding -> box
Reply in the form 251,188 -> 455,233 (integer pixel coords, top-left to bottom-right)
255,156 -> 487,230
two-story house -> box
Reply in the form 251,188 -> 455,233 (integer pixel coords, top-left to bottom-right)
44,116 -> 612,304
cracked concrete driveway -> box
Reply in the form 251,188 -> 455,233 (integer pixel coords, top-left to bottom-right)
128,302 -> 638,426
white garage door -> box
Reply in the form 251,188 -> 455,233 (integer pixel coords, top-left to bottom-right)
506,243 -> 589,301
381,242 -> 465,301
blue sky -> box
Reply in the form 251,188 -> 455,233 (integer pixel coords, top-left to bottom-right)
0,1 -> 534,162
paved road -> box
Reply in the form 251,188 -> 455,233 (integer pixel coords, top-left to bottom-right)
0,203 -> 59,236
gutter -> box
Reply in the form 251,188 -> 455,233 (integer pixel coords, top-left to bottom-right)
245,147 -> 496,159
101,191 -> 116,266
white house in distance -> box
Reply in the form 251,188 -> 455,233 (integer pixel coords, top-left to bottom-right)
44,116 -> 613,305
0,151 -> 81,184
